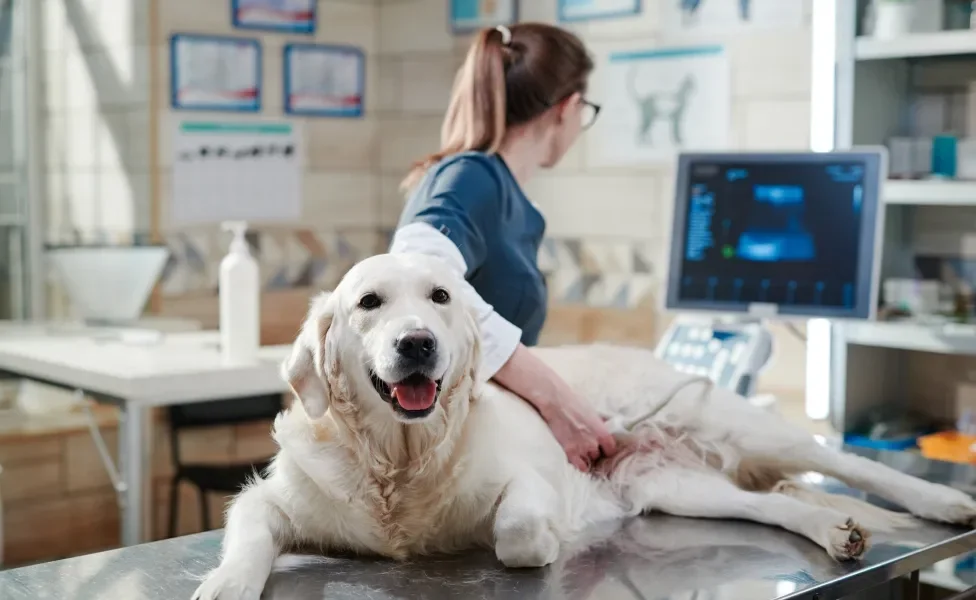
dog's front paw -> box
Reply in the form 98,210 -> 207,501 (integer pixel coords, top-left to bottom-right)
191,567 -> 263,600
826,518 -> 870,561
495,523 -> 560,568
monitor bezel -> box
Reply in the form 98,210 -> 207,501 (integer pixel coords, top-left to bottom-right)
665,149 -> 887,321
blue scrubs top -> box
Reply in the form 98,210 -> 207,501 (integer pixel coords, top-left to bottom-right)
396,152 -> 548,346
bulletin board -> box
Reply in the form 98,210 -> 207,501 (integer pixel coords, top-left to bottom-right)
170,34 -> 261,112
558,0 -> 641,23
283,44 -> 366,118
232,0 -> 317,34
449,0 -> 518,33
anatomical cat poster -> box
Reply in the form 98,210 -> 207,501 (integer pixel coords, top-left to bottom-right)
661,0 -> 804,35
585,44 -> 730,166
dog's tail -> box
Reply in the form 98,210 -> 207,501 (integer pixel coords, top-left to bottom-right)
773,480 -> 920,532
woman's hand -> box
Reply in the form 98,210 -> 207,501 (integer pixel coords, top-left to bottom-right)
539,388 -> 618,471
492,344 -> 617,472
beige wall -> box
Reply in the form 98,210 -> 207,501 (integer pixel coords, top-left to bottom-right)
35,0 -> 817,389
376,0 -> 814,392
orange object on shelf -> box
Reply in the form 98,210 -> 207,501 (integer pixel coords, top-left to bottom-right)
918,431 -> 976,464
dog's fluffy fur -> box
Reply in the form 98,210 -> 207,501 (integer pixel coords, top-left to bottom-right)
194,253 -> 976,600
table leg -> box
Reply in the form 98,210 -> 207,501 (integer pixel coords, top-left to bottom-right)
118,403 -> 153,546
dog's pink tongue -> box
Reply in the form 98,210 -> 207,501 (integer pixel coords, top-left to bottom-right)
391,379 -> 437,411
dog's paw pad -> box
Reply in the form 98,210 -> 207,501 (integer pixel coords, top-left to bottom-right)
828,518 -> 870,561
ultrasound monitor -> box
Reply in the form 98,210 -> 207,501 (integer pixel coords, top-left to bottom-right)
665,151 -> 885,320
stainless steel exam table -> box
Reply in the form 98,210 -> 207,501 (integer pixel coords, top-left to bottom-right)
3,446 -> 976,600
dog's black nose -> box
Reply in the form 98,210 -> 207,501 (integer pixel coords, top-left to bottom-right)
395,330 -> 437,361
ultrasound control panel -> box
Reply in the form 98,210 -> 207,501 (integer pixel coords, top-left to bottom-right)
654,320 -> 773,397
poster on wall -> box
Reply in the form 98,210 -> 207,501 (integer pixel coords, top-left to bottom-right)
170,34 -> 261,112
586,45 -> 730,166
284,44 -> 365,118
661,0 -> 804,35
232,0 -> 316,34
558,0 -> 641,23
450,0 -> 518,33
170,119 -> 303,225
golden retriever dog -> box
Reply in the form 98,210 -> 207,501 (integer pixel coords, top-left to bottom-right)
193,253 -> 976,600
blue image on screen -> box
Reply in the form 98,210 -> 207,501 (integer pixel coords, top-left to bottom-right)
735,184 -> 816,262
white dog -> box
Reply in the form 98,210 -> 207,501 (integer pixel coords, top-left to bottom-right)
194,253 -> 976,600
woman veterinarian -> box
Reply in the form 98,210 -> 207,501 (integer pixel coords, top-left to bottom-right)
390,23 -> 616,471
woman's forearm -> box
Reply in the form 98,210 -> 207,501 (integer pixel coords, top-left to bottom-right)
491,343 -> 560,418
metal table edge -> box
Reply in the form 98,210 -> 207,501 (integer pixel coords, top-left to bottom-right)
785,528 -> 976,599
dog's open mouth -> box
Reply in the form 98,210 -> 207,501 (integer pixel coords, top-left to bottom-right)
369,371 -> 443,417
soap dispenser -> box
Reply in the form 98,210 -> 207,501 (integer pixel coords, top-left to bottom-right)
219,221 -> 260,364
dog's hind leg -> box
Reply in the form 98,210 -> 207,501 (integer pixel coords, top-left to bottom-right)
193,483 -> 289,600
632,467 -> 869,561
787,442 -> 976,527
726,428 -> 976,527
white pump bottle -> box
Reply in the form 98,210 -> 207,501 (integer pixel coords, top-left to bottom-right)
219,221 -> 260,365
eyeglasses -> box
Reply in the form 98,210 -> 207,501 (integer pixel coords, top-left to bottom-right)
580,98 -> 601,130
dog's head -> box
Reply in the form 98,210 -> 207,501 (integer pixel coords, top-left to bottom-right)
282,253 -> 480,424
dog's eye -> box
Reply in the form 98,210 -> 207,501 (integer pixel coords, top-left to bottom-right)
358,293 -> 382,310
431,288 -> 450,305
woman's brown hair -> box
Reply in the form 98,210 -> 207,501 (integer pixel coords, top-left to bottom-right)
400,23 -> 594,191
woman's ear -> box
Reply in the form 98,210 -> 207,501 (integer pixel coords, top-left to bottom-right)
556,91 -> 582,123
281,292 -> 335,419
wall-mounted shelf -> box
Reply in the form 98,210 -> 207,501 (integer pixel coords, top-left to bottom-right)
885,180 -> 976,206
856,30 -> 976,61
841,321 -> 976,357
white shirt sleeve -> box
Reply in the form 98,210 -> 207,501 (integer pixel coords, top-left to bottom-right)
390,222 -> 522,381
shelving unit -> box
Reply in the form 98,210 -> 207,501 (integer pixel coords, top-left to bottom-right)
885,180 -> 976,205
855,29 -> 976,60
818,3 -> 976,434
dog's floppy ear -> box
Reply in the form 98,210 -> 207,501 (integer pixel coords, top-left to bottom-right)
282,292 -> 335,419
463,306 -> 482,384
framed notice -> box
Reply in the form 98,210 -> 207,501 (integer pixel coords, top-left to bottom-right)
170,34 -> 261,113
284,44 -> 365,118
449,0 -> 518,33
232,0 -> 316,34
558,0 -> 641,22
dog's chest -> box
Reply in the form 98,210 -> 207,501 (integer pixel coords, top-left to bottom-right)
353,468 -> 498,557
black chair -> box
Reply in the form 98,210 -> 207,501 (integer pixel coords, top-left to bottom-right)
167,394 -> 283,538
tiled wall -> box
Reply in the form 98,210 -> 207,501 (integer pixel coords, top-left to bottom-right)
35,0 -> 816,390
153,0 -> 384,331
375,0 -> 813,390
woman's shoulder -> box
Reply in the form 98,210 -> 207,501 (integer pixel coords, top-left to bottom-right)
426,151 -> 507,187
405,152 -> 509,213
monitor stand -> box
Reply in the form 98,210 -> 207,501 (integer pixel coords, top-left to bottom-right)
654,315 -> 776,410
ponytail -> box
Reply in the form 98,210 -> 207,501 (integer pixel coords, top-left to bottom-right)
401,28 -> 508,191
400,23 -> 593,192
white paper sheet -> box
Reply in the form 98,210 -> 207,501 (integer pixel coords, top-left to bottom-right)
586,45 -> 731,166
170,120 -> 303,225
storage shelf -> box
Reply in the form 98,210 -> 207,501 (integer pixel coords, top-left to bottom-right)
856,30 -> 976,61
840,321 -> 976,356
884,180 -> 976,206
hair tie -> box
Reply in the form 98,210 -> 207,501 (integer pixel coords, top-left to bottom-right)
495,25 -> 512,46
